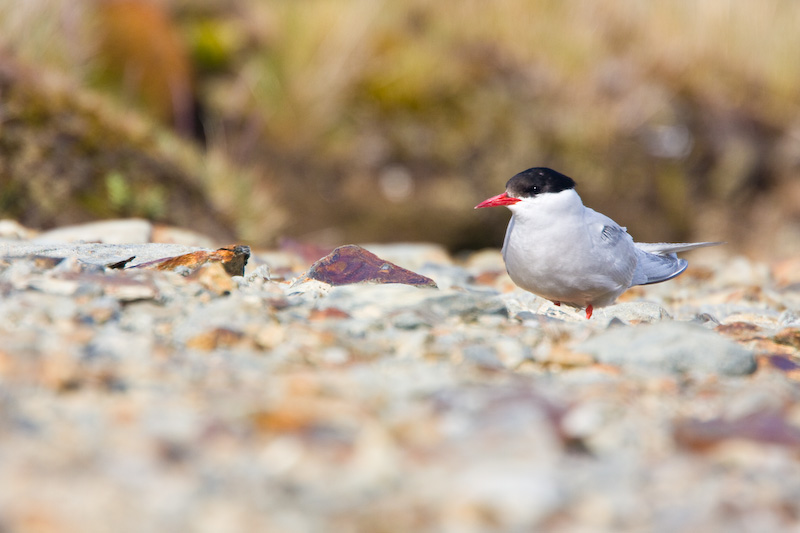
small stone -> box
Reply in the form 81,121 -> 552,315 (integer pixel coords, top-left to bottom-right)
186,327 -> 247,350
320,347 -> 350,365
493,338 -> 532,368
244,265 -> 272,284
253,322 -> 287,350
540,343 -> 595,368
460,345 -> 503,370
99,274 -> 160,302
286,279 -> 332,301
391,311 -> 431,330
26,276 -> 82,296
39,349 -> 83,392
78,298 -> 121,325
186,262 -> 234,295
309,307 -> 351,321
692,313 -> 721,326
426,292 -> 508,321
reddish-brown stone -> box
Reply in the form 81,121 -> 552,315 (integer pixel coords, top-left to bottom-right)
306,245 -> 437,288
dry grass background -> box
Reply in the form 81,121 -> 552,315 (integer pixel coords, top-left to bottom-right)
1,0 -> 799,257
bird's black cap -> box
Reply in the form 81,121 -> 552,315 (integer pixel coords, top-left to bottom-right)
506,167 -> 576,198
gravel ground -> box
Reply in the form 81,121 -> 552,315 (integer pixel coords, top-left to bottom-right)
1,223 -> 800,533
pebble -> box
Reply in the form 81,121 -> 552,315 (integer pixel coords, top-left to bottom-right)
0,228 -> 799,532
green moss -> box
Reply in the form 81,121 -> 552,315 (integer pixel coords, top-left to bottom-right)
105,171 -> 132,211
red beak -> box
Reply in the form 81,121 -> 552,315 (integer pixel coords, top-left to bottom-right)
474,192 -> 521,209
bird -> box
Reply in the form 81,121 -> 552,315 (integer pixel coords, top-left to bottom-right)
474,167 -> 720,319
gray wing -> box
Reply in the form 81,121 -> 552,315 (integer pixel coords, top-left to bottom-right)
630,241 -> 721,286
631,249 -> 687,286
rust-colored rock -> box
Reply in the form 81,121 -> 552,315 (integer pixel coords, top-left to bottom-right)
133,245 -> 250,276
309,307 -> 352,321
306,245 -> 437,288
714,322 -> 762,342
674,412 -> 800,451
715,323 -> 800,358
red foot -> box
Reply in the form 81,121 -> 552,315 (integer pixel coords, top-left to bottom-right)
553,301 -> 561,306
585,305 -> 593,319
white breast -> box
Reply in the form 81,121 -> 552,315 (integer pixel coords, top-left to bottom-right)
501,190 -> 637,308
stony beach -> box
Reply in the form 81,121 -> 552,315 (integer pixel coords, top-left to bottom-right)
1,220 -> 800,532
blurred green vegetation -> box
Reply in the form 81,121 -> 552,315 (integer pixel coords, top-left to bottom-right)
1,0 -> 799,257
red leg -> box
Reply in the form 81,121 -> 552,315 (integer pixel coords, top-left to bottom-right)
585,304 -> 593,319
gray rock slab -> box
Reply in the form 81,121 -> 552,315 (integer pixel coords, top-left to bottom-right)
0,242 -> 202,267
575,321 -> 757,375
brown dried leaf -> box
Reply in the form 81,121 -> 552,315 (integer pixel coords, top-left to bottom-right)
307,245 -> 437,288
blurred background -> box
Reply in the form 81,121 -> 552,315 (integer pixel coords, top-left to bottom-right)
1,0 -> 799,258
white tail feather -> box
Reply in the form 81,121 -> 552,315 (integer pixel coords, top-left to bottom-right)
634,241 -> 723,255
